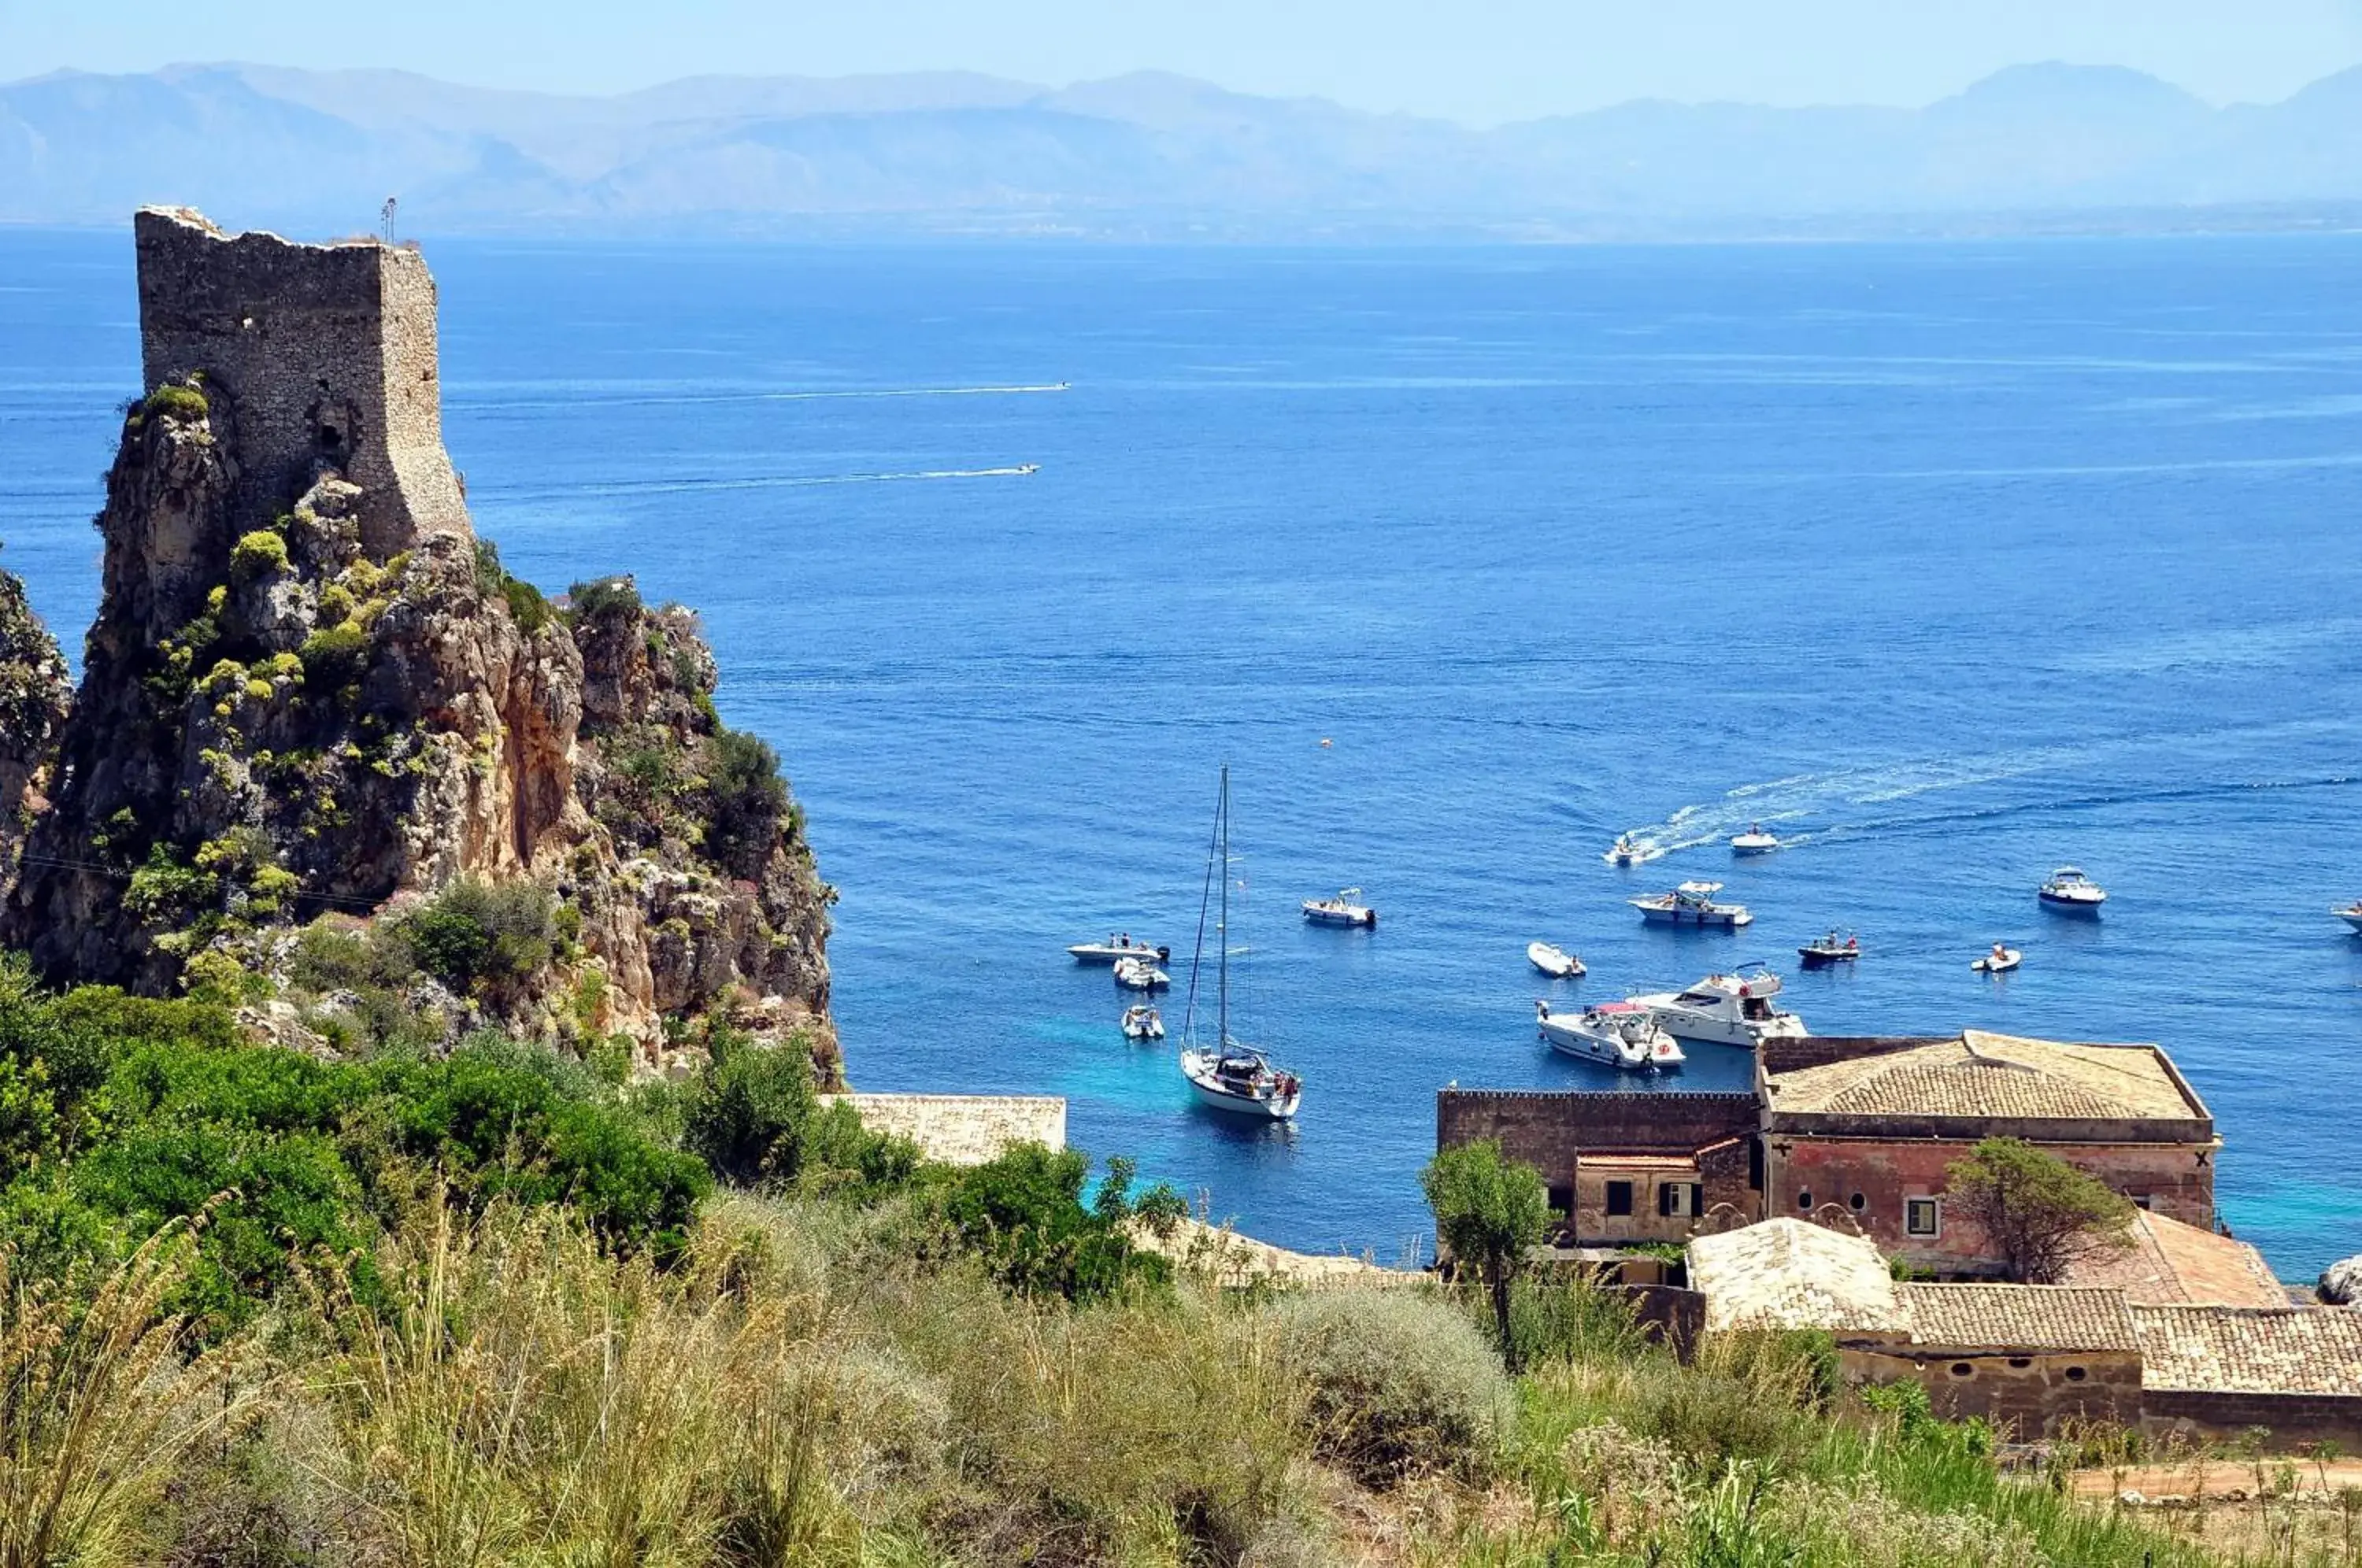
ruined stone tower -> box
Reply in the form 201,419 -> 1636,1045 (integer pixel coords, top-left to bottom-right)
135,206 -> 472,557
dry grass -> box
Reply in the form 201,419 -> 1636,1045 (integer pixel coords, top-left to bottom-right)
0,1219 -> 264,1568
0,1196 -> 2240,1568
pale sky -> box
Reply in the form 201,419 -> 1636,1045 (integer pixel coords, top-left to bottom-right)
4,0 -> 2360,123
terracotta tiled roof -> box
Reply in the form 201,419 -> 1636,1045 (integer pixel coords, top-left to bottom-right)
1686,1218 -> 1905,1333
817,1093 -> 1064,1166
2064,1211 -> 2288,1307
1899,1284 -> 2140,1351
1764,1030 -> 2201,1123
2134,1306 -> 2362,1395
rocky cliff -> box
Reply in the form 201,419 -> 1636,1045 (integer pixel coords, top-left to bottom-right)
1,213 -> 834,1078
0,560 -> 72,890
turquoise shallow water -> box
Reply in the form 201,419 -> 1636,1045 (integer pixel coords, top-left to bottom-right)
5,230 -> 2361,1275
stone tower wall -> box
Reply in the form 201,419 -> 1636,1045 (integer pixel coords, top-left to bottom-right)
134,206 -> 471,556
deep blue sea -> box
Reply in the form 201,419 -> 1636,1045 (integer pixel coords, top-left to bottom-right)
6,229 -> 2362,1278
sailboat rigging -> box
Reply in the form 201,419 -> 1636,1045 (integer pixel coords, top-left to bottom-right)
1178,767 -> 1304,1120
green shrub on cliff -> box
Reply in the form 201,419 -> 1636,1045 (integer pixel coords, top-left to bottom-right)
704,727 -> 790,871
139,383 -> 209,423
567,574 -> 642,624
229,530 -> 288,581
387,877 -> 557,994
298,620 -> 368,685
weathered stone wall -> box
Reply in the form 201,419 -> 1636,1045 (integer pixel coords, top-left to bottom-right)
135,207 -> 469,558
1841,1344 -> 2142,1437
1436,1088 -> 1758,1180
1570,1137 -> 1760,1247
2142,1390 -> 2362,1452
1768,1135 -> 2216,1271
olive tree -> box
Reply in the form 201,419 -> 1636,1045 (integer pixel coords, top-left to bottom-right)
1945,1137 -> 2136,1283
1420,1138 -> 1552,1368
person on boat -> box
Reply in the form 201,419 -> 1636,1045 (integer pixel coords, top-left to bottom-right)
1990,941 -> 2008,963
1846,934 -> 1858,951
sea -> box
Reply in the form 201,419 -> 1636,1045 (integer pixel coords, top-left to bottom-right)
5,228 -> 2361,1279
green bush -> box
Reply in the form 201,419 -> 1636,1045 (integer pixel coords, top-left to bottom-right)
502,575 -> 553,634
229,530 -> 289,581
387,878 -> 556,993
567,575 -> 642,624
298,622 -> 368,686
704,727 -> 790,874
1275,1288 -> 1513,1488
141,383 -> 209,423
913,1144 -> 1181,1302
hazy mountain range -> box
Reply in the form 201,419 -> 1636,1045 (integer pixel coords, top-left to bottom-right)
7,60 -> 2362,238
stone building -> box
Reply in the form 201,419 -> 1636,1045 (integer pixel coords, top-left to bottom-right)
1760,1031 -> 2219,1271
816,1093 -> 1066,1166
1688,1218 -> 2348,1446
1434,1089 -> 1758,1244
134,206 -> 470,558
1435,1029 -> 2220,1270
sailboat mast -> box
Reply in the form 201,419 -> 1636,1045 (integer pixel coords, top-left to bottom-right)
1217,765 -> 1229,1050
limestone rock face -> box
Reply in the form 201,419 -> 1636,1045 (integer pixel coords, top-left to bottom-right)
3,220 -> 834,1076
0,562 -> 72,892
2319,1256 -> 2362,1305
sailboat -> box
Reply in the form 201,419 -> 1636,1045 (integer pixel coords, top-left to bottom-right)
1178,767 -> 1304,1121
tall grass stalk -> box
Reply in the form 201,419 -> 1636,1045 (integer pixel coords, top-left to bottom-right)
0,1219 -> 261,1568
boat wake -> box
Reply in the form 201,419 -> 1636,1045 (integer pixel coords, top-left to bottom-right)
1623,754 -> 2362,860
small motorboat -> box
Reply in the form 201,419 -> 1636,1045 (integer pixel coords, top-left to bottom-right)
1536,1000 -> 1686,1071
1113,956 -> 1171,991
1302,888 -> 1377,929
1972,944 -> 2023,974
1797,931 -> 1860,967
1628,963 -> 1806,1048
1068,934 -> 1171,965
1181,1043 -> 1302,1119
1629,881 -> 1753,929
2038,867 -> 2107,912
1120,1004 -> 1165,1041
1730,823 -> 1781,856
1604,833 -> 1651,867
1527,941 -> 1586,979
2335,901 -> 2362,934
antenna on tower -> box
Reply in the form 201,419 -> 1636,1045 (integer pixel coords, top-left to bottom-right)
380,196 -> 398,244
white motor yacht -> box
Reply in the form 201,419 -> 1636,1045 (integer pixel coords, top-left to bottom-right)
1120,1004 -> 1165,1041
1535,1000 -> 1686,1071
1113,956 -> 1170,991
1629,963 -> 1805,1048
1630,881 -> 1753,929
1527,941 -> 1586,979
1730,823 -> 1781,856
2335,901 -> 2362,934
1068,935 -> 1172,965
1302,888 -> 1377,928
2038,867 -> 2107,912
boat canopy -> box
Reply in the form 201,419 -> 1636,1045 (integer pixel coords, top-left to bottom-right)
1676,881 -> 1723,894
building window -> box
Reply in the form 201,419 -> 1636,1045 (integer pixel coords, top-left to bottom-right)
1848,1193 -> 1866,1212
1949,1362 -> 1974,1379
2131,1193 -> 2154,1211
1605,1180 -> 1634,1218
1546,1183 -> 1573,1218
2008,1357 -> 2031,1370
1797,1190 -> 1813,1212
1905,1198 -> 1941,1237
1658,1182 -> 1705,1219
2064,1366 -> 2088,1384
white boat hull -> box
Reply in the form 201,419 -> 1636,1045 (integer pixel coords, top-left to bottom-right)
1113,962 -> 1170,991
1303,905 -> 1376,928
1070,942 -> 1170,965
2341,909 -> 2362,934
1538,1013 -> 1683,1071
1731,835 -> 1779,856
1180,1049 -> 1301,1119
2038,890 -> 2105,911
1527,941 -> 1584,978
1635,905 -> 1753,929
1642,1011 -> 1805,1048
1974,950 -> 2023,973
